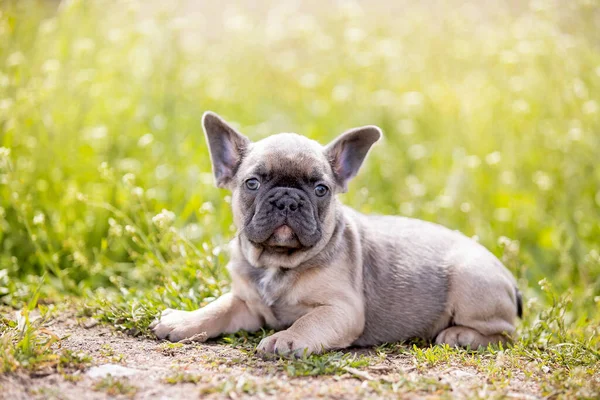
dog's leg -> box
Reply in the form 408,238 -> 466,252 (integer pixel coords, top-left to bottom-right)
151,292 -> 263,342
256,304 -> 363,357
435,326 -> 510,348
436,257 -> 519,349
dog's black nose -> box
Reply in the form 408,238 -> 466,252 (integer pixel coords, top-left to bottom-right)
274,197 -> 299,212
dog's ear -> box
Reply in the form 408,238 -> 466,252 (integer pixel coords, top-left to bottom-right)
202,111 -> 251,188
324,126 -> 382,192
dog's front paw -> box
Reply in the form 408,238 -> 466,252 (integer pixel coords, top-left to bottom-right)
150,308 -> 208,342
256,330 -> 317,358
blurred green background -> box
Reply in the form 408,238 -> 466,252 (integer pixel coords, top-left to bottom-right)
0,0 -> 599,328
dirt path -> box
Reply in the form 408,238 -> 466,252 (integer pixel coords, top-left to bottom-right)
1,315 -> 541,399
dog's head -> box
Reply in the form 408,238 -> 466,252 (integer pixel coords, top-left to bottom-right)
202,112 -> 381,268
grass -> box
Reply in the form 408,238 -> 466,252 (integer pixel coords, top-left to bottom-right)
283,352 -> 371,377
93,375 -> 138,397
0,301 -> 91,375
164,371 -> 202,385
1,0 -> 600,397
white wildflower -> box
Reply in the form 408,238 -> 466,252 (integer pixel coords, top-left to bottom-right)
493,208 -> 512,222
41,59 -> 61,74
460,202 -> 471,213
408,144 -> 427,160
583,100 -> 598,115
33,212 -> 45,226
73,38 -> 95,54
84,125 -> 108,140
499,51 -> 518,65
7,52 -> 25,67
373,90 -> 396,107
512,99 -> 530,114
76,192 -> 88,202
108,218 -> 123,237
332,85 -> 352,102
98,162 -> 112,179
344,27 -> 365,43
132,187 -> 144,197
137,133 -> 154,148
436,195 -> 453,208
299,73 -> 319,89
397,119 -> 416,136
122,173 -> 135,186
200,202 -> 215,213
465,155 -> 481,169
500,170 -> 515,185
152,209 -> 175,230
152,114 -> 167,130
0,147 -> 10,170
224,13 -> 250,32
0,98 -> 13,111
73,251 -> 88,266
107,28 -> 123,43
568,127 -> 582,141
533,171 -> 553,191
401,91 -> 425,111
39,19 -> 56,35
400,202 -> 415,216
485,151 -> 502,165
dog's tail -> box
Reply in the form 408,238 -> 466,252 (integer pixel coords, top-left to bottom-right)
515,288 -> 523,318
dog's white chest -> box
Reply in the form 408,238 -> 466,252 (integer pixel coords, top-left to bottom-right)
256,268 -> 291,307
249,267 -> 309,328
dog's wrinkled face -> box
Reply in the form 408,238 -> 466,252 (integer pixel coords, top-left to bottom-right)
202,112 -> 381,268
238,135 -> 333,253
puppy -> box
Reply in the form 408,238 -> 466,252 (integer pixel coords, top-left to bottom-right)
151,112 -> 522,356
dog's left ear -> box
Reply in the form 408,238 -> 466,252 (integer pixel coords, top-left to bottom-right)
324,126 -> 382,192
202,111 -> 251,189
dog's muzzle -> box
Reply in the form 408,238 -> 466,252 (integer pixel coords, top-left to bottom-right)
245,187 -> 321,248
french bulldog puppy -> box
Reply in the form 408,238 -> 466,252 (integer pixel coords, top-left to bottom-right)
151,112 -> 522,356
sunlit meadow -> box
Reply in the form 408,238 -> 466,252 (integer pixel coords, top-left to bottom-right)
1,0 -> 600,396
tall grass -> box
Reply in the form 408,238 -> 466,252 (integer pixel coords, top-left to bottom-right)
0,0 -> 599,335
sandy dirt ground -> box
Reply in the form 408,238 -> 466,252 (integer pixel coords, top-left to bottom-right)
0,314 -> 543,400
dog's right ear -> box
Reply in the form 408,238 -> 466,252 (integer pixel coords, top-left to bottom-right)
202,111 -> 251,188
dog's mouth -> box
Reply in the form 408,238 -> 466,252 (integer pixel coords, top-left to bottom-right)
245,215 -> 321,254
264,225 -> 302,251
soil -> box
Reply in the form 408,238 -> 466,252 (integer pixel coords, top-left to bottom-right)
1,315 -> 542,399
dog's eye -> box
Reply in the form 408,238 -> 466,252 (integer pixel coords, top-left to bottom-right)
315,184 -> 329,197
245,178 -> 260,191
